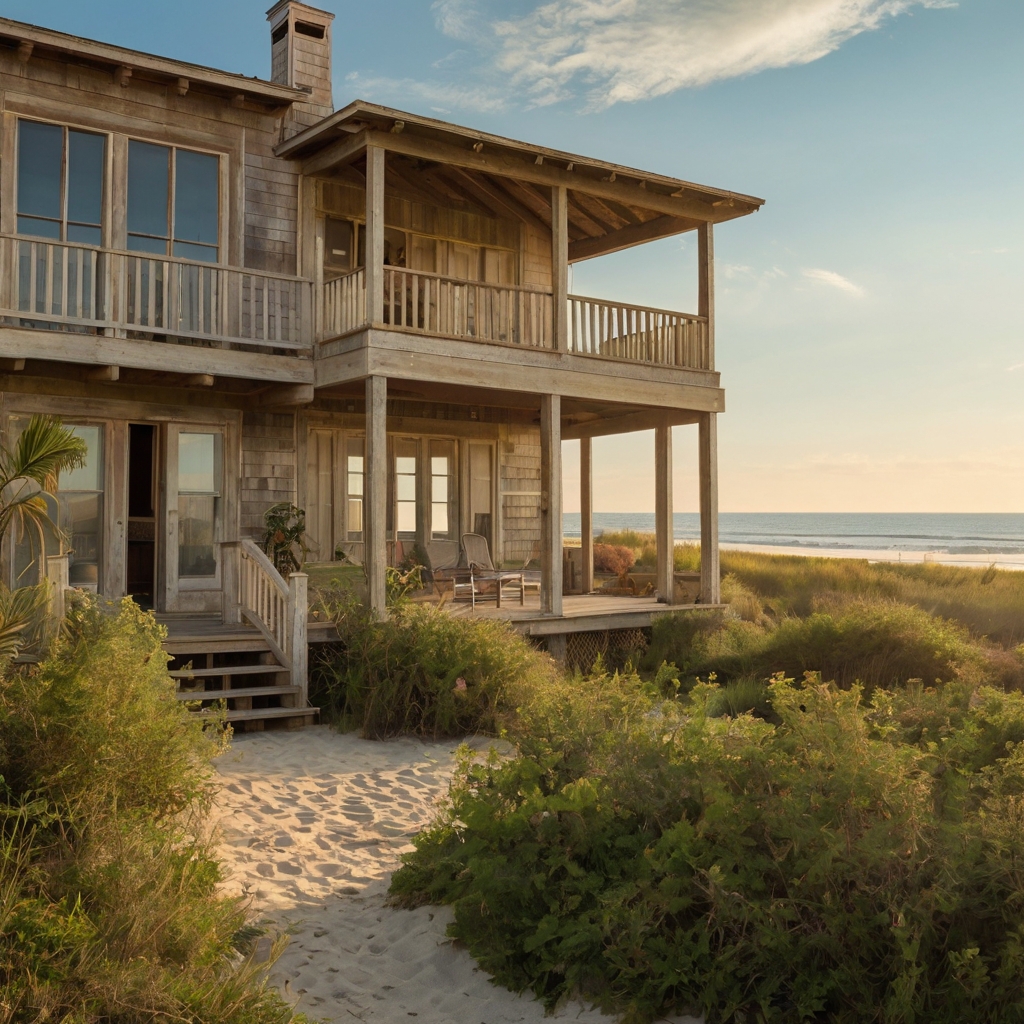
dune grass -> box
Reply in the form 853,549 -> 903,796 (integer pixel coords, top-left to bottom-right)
0,597 -> 302,1024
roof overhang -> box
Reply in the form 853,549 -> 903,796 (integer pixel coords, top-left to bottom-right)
278,101 -> 764,260
0,17 -> 307,108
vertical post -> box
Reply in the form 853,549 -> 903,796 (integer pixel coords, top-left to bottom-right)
288,571 -> 309,705
698,222 -> 715,370
580,435 -> 594,595
45,554 -> 69,635
699,412 -> 720,604
655,421 -> 674,604
551,185 -> 568,352
221,540 -> 241,624
540,393 -> 563,616
365,375 -> 388,616
365,144 -> 385,327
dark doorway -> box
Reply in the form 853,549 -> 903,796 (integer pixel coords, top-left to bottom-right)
127,424 -> 156,609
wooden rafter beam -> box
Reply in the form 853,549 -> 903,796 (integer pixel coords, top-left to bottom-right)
445,167 -> 552,237
568,214 -> 697,262
565,193 -> 609,237
301,129 -> 369,176
386,159 -> 456,207
562,407 -> 699,440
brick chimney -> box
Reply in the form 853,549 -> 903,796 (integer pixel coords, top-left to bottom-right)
267,1 -> 335,136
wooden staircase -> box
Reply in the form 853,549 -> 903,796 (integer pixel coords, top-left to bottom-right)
162,617 -> 318,732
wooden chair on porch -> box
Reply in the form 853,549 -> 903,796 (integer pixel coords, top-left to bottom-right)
452,533 -> 525,609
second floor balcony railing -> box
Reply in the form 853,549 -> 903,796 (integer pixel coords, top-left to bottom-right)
0,235 -> 313,354
319,265 -> 710,371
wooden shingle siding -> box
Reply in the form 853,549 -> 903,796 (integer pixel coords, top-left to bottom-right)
241,412 -> 297,539
500,424 -> 542,564
244,150 -> 299,274
522,222 -> 552,289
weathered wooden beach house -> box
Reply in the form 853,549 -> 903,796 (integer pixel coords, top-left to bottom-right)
0,4 -> 763,726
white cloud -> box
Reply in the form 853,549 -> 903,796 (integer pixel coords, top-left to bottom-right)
343,72 -> 508,115
802,267 -> 865,297
434,0 -> 955,109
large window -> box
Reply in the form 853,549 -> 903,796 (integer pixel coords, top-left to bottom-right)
430,440 -> 455,541
17,120 -> 104,244
128,141 -> 219,262
394,439 -> 417,541
178,432 -> 221,578
347,437 -> 364,541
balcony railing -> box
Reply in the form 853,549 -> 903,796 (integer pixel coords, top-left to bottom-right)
0,235 -> 313,353
318,265 -> 709,371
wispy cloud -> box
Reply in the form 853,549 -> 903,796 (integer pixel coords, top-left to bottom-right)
802,267 -> 865,297
428,0 -> 954,110
343,72 -> 507,115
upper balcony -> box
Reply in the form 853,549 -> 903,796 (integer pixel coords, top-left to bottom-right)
0,235 -> 313,387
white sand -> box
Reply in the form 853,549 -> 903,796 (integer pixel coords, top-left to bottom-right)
213,725 -> 699,1024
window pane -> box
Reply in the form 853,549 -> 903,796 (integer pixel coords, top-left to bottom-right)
174,149 -> 219,246
127,234 -> 169,255
61,425 -> 102,491
325,218 -> 352,270
127,140 -> 169,241
178,432 -> 216,493
178,494 -> 216,577
431,476 -> 447,503
396,474 -> 416,502
346,439 -> 364,541
430,441 -> 454,540
18,121 -> 62,222
172,241 -> 218,263
397,501 -> 416,535
64,492 -> 102,586
67,130 -> 104,229
17,216 -> 61,239
67,223 -> 101,245
432,503 -> 448,536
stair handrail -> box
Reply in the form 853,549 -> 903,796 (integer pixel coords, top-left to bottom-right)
237,538 -> 291,666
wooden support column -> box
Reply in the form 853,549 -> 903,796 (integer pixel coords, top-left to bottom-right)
365,375 -> 387,616
580,436 -> 594,595
288,571 -> 309,705
551,185 -> 568,351
698,222 -> 715,370
655,420 -> 674,604
699,412 -> 720,605
365,144 -> 385,327
540,393 -> 563,616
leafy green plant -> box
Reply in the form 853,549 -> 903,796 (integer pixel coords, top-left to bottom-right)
260,502 -> 307,575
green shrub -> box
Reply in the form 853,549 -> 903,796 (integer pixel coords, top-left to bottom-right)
0,597 -> 301,1023
310,592 -> 558,738
392,675 -> 1024,1024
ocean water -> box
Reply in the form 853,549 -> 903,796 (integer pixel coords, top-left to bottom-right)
561,512 -> 1024,558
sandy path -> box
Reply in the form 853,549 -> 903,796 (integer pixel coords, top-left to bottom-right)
213,725 -> 698,1024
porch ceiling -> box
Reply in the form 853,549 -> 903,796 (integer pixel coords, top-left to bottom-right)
278,100 -> 764,262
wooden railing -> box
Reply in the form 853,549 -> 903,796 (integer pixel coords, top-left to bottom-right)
237,538 -> 291,663
321,267 -> 366,338
568,295 -> 709,370
0,235 -> 313,353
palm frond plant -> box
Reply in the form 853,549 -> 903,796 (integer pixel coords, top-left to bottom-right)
0,415 -> 88,660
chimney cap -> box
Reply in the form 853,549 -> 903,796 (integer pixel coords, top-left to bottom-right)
266,1 -> 335,28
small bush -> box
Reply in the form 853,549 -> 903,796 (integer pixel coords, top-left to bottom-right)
311,592 -> 559,738
393,675 -> 1024,1023
0,597 -> 301,1023
593,544 -> 636,576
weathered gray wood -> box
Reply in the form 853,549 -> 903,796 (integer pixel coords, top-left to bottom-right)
563,408 -> 700,440
365,374 -> 387,616
288,571 -> 309,704
540,393 -> 562,616
699,222 -> 715,371
580,435 -> 593,595
569,214 -> 696,263
551,185 -> 568,352
655,420 -> 674,604
365,144 -> 385,327
699,411 -> 720,604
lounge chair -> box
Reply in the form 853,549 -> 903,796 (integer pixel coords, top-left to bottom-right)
454,533 -> 525,609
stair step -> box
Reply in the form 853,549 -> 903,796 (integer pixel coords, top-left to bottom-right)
197,705 -> 319,723
177,684 -> 300,701
164,638 -> 273,656
170,663 -> 287,679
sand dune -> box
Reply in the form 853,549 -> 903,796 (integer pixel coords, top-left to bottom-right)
213,725 -> 701,1023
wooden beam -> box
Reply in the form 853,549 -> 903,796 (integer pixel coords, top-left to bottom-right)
565,193 -> 610,238
369,130 -> 726,223
699,222 -> 715,370
365,144 -> 385,327
562,407 -> 699,439
0,358 -> 25,371
580,436 -> 594,595
365,375 -> 387,616
551,186 -> 568,353
655,420 -> 674,604
540,393 -> 562,617
569,215 -> 697,262
385,159 -> 454,207
699,411 -> 720,605
85,365 -> 119,381
259,383 -> 314,406
445,167 -> 550,236
182,373 -> 215,387
301,129 -> 369,176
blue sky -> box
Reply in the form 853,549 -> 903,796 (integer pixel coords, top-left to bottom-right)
10,0 -> 1022,513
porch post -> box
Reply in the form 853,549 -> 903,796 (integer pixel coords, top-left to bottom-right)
699,412 -> 720,605
698,221 -> 715,370
580,435 -> 594,595
551,185 -> 568,352
540,393 -> 563,616
365,375 -> 388,616
287,571 -> 309,705
365,143 -> 385,327
655,420 -> 675,604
